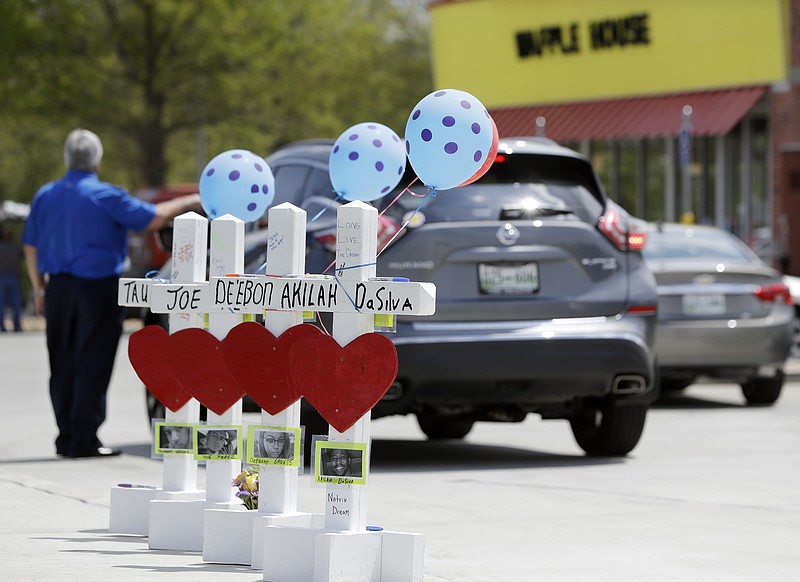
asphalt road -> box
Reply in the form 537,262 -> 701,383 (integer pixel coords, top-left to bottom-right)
1,327 -> 799,581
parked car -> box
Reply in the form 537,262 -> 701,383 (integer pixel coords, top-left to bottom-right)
783,274 -> 800,357
642,223 -> 794,404
367,137 -> 659,456
147,137 -> 660,456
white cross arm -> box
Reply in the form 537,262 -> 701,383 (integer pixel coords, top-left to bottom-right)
120,276 -> 436,316
208,275 -> 436,316
118,278 -> 154,307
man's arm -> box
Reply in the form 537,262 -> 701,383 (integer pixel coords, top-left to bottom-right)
23,244 -> 46,315
146,193 -> 204,231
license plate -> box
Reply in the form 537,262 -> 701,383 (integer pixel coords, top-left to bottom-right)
478,262 -> 539,295
682,293 -> 726,315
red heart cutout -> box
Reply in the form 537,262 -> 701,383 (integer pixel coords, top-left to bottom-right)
221,322 -> 316,414
166,328 -> 246,416
128,325 -> 192,413
291,330 -> 398,433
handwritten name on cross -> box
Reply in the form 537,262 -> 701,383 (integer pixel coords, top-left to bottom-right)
120,274 -> 434,317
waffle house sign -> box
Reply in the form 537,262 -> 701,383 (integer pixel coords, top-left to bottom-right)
429,0 -> 787,108
516,13 -> 650,57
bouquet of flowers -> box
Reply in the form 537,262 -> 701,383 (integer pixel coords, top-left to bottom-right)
233,466 -> 259,510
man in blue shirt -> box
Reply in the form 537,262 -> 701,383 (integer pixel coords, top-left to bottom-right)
23,128 -> 202,458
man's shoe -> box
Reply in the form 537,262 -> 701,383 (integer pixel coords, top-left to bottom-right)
68,447 -> 122,458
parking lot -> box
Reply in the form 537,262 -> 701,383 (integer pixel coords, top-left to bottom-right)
2,327 -> 800,581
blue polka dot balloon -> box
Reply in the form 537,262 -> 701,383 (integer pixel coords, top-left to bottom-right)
199,149 -> 275,222
329,122 -> 406,202
405,89 -> 495,191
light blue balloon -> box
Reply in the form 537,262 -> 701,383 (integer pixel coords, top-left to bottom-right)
199,149 -> 275,222
405,89 -> 494,191
329,122 -> 406,202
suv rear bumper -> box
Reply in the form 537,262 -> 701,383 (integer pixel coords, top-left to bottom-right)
375,316 -> 657,418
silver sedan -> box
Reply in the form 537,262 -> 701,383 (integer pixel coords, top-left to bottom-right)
642,223 -> 793,404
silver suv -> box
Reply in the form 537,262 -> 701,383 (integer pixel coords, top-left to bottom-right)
276,136 -> 660,456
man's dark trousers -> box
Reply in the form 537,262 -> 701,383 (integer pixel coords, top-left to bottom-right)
45,274 -> 122,456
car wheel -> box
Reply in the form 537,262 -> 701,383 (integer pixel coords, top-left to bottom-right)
741,371 -> 784,406
416,413 -> 475,440
570,401 -> 647,456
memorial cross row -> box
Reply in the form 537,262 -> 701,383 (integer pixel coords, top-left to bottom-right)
118,201 -> 437,535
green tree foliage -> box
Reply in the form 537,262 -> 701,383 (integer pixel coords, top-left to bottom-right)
0,0 -> 431,201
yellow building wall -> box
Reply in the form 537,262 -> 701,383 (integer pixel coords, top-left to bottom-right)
430,0 -> 787,108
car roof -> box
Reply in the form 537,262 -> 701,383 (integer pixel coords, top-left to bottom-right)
496,136 -> 588,161
265,136 -> 587,166
266,139 -> 335,165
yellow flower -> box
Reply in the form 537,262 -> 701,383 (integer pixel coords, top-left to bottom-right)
242,474 -> 258,492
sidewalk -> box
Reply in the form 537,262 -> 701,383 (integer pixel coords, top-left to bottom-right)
3,327 -> 800,581
0,328 -> 268,581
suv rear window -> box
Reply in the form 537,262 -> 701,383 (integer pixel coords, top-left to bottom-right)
384,153 -> 605,225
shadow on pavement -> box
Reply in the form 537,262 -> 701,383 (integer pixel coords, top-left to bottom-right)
653,392 -> 744,410
117,443 -> 154,458
370,438 -> 622,473
35,531 -> 260,579
0,455 -> 67,465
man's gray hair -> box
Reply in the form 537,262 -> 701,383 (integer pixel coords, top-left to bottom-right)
64,128 -> 104,171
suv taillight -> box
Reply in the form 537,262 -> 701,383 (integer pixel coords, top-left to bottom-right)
754,283 -> 794,305
598,202 -> 647,251
377,214 -> 402,252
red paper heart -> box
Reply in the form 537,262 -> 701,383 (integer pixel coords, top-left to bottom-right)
291,329 -> 398,433
221,322 -> 316,415
166,328 -> 246,416
129,326 -> 193,413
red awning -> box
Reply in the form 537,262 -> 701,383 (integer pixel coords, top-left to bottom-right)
490,86 -> 768,142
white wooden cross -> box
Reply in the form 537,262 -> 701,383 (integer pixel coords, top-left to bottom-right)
204,214 -> 245,505
118,211 -> 208,495
206,200 -> 435,532
118,211 -> 247,506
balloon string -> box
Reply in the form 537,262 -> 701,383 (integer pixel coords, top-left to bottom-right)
324,259 -> 377,277
377,187 -> 436,258
315,311 -> 332,336
333,273 -> 361,313
145,269 -> 169,283
379,177 -> 419,217
309,192 -> 344,225
317,177 -> 429,274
